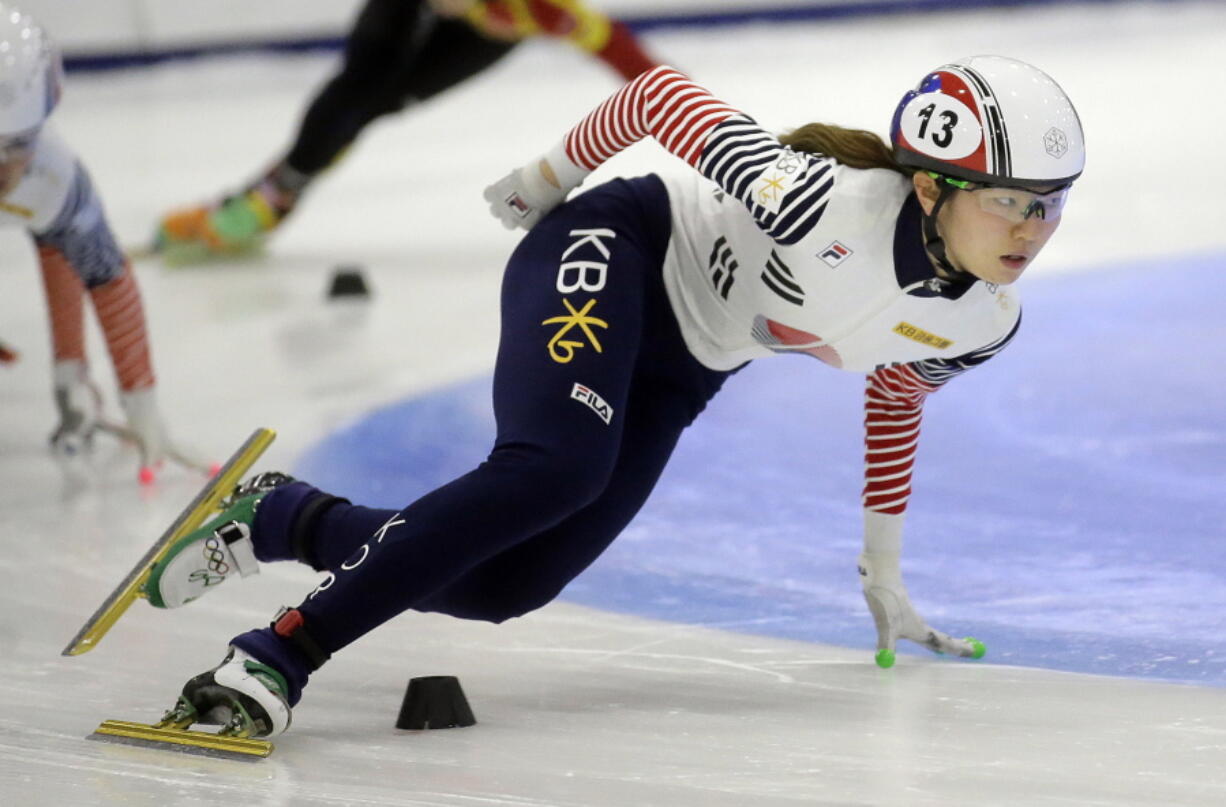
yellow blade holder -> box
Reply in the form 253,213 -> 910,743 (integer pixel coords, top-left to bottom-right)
90,720 -> 273,760
61,427 -> 277,657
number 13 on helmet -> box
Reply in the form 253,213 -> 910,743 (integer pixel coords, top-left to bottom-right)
890,55 -> 1085,191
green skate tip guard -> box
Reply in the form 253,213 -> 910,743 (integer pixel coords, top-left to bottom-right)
874,648 -> 895,669
964,637 -> 987,659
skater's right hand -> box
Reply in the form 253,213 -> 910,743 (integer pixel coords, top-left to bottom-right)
484,160 -> 567,231
857,552 -> 985,668
49,360 -> 101,456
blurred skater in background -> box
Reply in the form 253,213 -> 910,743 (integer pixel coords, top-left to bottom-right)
136,55 -> 1084,739
154,0 -> 660,262
0,4 -> 195,481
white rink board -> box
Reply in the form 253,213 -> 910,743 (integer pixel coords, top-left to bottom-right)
29,0 -> 1118,54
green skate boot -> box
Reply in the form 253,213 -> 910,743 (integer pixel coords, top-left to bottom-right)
163,646 -> 292,738
155,188 -> 285,264
143,472 -> 294,608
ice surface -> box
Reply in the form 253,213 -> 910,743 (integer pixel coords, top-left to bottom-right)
2,4 -> 1225,804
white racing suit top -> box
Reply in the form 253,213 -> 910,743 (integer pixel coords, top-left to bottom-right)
546,66 -> 1021,518
1,124 -> 126,287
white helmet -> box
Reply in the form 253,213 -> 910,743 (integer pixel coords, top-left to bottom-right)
0,3 -> 61,137
890,55 -> 1084,190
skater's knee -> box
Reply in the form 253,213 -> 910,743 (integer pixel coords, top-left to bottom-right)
493,585 -> 566,623
543,466 -> 609,510
326,72 -> 407,120
418,586 -> 557,624
487,446 -> 613,510
483,583 -> 564,623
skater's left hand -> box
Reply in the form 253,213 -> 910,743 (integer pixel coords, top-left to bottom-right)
484,160 -> 567,231
858,552 -> 985,668
120,387 -> 168,469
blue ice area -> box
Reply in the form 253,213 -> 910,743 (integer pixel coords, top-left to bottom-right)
296,252 -> 1226,685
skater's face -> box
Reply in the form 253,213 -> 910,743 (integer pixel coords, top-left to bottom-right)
0,129 -> 37,198
914,172 -> 1064,286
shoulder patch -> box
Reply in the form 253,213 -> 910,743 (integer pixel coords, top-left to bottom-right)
752,148 -> 806,215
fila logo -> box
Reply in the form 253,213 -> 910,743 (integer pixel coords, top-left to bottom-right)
819,241 -> 853,267
571,382 -> 613,424
503,192 -> 532,219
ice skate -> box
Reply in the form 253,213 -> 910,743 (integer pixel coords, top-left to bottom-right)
154,188 -> 284,264
62,428 -> 276,656
90,647 -> 289,759
144,471 -> 294,608
169,646 -> 292,738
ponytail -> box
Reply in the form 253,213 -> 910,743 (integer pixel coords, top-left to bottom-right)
778,123 -> 911,176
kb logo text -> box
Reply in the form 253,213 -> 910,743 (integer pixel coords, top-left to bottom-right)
542,228 -> 615,364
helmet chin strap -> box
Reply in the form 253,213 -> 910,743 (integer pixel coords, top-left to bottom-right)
921,184 -> 976,283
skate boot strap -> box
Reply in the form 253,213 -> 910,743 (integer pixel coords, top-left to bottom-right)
271,607 -> 331,671
228,471 -> 296,504
290,493 -> 350,571
214,521 -> 260,578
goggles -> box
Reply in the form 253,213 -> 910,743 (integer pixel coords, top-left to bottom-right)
929,172 -> 1070,223
0,129 -> 39,163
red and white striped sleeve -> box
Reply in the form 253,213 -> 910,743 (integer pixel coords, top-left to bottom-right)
861,315 -> 1020,515
556,65 -> 837,245
861,364 -> 939,515
563,65 -> 738,170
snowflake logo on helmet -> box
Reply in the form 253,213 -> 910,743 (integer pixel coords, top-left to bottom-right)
1043,127 -> 1068,159
891,56 -> 1085,189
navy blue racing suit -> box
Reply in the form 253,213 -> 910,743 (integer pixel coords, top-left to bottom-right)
235,176 -> 735,701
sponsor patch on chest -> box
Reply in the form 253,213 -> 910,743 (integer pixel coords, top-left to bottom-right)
892,321 -> 954,350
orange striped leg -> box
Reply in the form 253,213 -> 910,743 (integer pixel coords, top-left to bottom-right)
88,260 -> 156,392
38,245 -> 88,364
